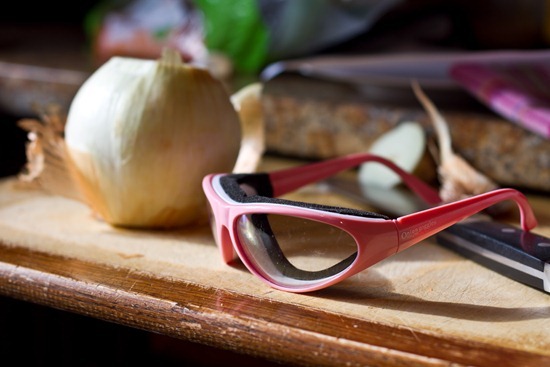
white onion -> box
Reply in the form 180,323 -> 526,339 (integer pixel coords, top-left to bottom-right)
64,49 -> 242,228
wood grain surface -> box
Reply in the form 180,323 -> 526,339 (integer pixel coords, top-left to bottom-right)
0,156 -> 549,366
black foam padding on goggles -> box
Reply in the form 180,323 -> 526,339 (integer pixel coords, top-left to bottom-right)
220,174 -> 389,220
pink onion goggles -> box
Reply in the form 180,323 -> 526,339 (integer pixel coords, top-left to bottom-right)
202,153 -> 537,293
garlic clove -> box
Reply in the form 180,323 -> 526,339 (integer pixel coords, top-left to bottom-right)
358,121 -> 433,188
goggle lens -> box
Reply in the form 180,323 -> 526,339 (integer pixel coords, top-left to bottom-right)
236,213 -> 358,288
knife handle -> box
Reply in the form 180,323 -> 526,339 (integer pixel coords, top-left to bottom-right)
436,220 -> 550,293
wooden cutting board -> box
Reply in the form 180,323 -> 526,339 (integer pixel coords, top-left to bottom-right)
0,155 -> 549,362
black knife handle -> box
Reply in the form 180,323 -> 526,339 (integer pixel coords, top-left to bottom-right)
436,220 -> 550,294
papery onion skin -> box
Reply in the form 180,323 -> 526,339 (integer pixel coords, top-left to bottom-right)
64,51 -> 241,228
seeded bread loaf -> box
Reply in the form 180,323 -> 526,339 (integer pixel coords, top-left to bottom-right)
262,74 -> 550,192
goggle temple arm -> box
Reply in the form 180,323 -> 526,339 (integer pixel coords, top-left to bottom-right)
268,152 -> 441,204
396,188 -> 538,252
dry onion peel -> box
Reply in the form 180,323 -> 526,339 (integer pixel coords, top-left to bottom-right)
231,82 -> 265,173
18,48 -> 265,229
411,81 -> 510,214
17,105 -> 82,201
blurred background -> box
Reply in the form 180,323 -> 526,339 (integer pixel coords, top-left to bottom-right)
1,0 -> 549,176
0,1 -> 549,365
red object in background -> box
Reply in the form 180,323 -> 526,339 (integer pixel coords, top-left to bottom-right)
450,61 -> 550,139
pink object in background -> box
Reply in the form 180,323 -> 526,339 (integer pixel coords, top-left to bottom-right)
450,62 -> 550,138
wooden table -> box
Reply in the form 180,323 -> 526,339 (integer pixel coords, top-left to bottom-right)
0,156 -> 549,367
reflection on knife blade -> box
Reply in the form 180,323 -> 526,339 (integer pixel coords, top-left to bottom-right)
322,177 -> 550,294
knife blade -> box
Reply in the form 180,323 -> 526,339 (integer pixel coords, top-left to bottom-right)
261,50 -> 550,89
321,178 -> 550,294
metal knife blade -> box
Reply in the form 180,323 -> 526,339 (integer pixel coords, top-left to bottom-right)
322,178 -> 550,294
